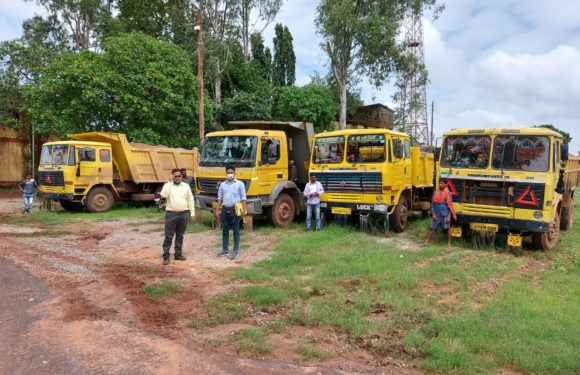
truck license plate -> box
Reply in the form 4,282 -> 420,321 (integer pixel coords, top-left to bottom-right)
470,223 -> 498,232
331,207 -> 352,215
507,234 -> 522,247
450,226 -> 462,238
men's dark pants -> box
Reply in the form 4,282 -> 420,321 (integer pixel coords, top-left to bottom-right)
221,209 -> 240,254
163,211 -> 189,260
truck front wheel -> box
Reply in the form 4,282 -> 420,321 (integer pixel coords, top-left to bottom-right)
532,213 -> 560,250
392,195 -> 409,233
86,187 -> 115,213
269,193 -> 295,227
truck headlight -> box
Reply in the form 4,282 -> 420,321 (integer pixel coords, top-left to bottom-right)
533,211 -> 543,219
376,195 -> 383,202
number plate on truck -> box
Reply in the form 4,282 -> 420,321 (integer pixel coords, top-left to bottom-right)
470,223 -> 498,232
507,234 -> 522,247
450,226 -> 462,238
331,207 -> 352,215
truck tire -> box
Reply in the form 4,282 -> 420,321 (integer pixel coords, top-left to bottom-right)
86,187 -> 115,213
560,204 -> 574,231
269,193 -> 295,227
59,200 -> 84,212
392,195 -> 409,233
531,212 -> 560,250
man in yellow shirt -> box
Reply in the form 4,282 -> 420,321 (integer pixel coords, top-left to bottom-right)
159,168 -> 195,265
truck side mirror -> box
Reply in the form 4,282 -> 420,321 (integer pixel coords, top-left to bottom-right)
561,143 -> 569,161
434,147 -> 441,161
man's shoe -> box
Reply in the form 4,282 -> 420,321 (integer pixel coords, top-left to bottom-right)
230,252 -> 238,260
162,258 -> 169,265
175,255 -> 187,261
217,250 -> 228,257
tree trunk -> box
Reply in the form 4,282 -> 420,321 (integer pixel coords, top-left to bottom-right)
214,77 -> 222,104
339,82 -> 347,130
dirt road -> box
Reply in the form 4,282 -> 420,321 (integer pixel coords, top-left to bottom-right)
0,192 -> 422,375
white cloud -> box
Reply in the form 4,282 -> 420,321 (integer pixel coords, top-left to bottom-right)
0,0 -> 45,41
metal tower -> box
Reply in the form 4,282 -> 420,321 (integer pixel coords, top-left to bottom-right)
397,2 -> 429,145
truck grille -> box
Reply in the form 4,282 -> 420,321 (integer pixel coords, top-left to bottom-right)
197,178 -> 250,195
313,172 -> 382,194
461,203 -> 512,218
38,171 -> 65,186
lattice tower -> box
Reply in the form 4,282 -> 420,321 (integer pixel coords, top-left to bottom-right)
398,2 -> 429,145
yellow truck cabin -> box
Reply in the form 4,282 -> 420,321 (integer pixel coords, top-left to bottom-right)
310,129 -> 435,233
438,127 -> 579,251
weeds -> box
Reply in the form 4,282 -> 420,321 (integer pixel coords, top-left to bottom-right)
142,280 -> 182,300
234,328 -> 272,356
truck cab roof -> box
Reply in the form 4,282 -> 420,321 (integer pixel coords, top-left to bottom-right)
313,128 -> 410,138
443,127 -> 563,138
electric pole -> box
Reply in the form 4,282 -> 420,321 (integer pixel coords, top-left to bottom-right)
195,11 -> 204,142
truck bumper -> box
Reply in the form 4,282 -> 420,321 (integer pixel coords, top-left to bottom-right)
320,201 -> 389,215
455,214 -> 549,233
38,191 -> 74,201
195,194 -> 263,215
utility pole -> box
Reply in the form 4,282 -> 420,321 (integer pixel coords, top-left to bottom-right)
430,101 -> 434,147
195,11 -> 205,142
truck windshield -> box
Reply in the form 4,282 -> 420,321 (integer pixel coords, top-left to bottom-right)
200,136 -> 257,167
346,134 -> 386,163
492,135 -> 549,172
40,144 -> 69,165
313,136 -> 345,164
440,136 -> 491,169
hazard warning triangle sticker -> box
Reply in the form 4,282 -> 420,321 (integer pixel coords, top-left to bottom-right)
514,186 -> 538,206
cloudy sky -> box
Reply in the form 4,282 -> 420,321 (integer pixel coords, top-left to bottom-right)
2,0 -> 579,152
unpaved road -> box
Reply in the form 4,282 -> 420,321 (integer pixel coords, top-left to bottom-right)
0,191 -> 422,375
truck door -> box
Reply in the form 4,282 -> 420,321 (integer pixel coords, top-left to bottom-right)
77,147 -> 99,186
258,137 -> 286,193
391,138 -> 405,193
98,147 -> 113,184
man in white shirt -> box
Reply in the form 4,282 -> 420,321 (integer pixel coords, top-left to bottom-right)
303,173 -> 324,231
159,168 -> 196,265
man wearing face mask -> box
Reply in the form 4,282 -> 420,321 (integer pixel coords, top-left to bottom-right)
158,168 -> 196,265
215,165 -> 247,259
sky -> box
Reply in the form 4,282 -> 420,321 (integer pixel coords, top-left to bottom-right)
2,0 -> 579,153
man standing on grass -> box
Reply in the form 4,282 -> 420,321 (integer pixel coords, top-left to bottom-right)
18,173 -> 39,215
421,180 -> 456,247
303,173 -> 324,231
214,165 -> 246,260
158,168 -> 195,265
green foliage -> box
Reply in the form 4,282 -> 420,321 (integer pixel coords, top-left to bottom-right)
219,91 -> 272,126
534,124 -> 572,144
142,280 -> 182,300
250,33 -> 272,82
310,72 -> 365,123
272,24 -> 296,86
26,33 -> 211,148
272,85 -> 335,132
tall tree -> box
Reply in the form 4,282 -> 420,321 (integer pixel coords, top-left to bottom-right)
272,23 -> 295,87
26,33 -> 211,148
250,32 -> 272,81
239,0 -> 283,62
316,0 -> 441,129
25,0 -> 113,50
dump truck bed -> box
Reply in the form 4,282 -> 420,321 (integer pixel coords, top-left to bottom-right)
68,132 -> 196,183
564,156 -> 580,192
410,147 -> 435,188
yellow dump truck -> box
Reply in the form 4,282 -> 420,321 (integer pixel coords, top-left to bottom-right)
309,129 -> 435,233
195,121 -> 314,227
437,127 -> 579,251
37,132 -> 197,212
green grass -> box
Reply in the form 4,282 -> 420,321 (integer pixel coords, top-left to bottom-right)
190,194 -> 580,373
5,204 -> 163,226
234,327 -> 272,356
142,280 -> 182,300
